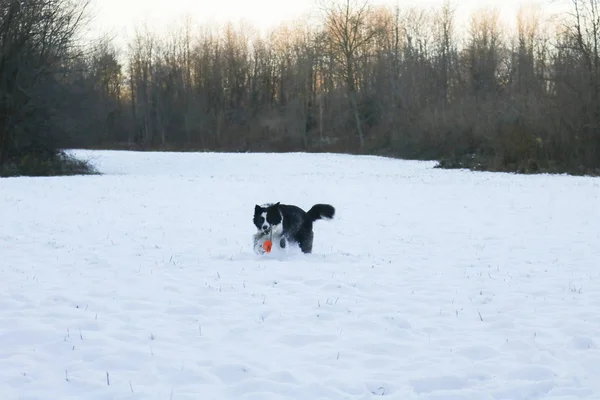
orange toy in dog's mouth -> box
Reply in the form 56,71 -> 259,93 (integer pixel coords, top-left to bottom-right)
262,240 -> 273,253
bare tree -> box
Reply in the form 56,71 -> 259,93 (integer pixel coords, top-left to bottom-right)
464,8 -> 504,99
128,22 -> 156,146
434,1 -> 456,106
321,0 -> 381,147
558,0 -> 600,166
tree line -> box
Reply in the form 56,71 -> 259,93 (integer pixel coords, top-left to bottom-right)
2,0 -> 600,176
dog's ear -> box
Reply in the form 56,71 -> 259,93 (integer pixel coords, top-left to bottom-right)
274,202 -> 280,207
254,204 -> 261,213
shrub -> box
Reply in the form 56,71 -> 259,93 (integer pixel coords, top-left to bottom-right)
0,151 -> 98,178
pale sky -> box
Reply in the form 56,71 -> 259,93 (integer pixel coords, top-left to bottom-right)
86,0 -> 569,46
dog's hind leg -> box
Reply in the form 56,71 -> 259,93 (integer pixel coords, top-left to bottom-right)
298,231 -> 314,254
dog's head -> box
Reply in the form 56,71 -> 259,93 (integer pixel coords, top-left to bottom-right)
254,202 -> 283,235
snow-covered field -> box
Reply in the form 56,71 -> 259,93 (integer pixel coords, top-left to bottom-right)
2,149 -> 600,400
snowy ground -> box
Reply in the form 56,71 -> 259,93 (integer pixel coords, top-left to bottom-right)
1,149 -> 600,400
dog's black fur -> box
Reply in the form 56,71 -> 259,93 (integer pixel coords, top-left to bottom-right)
253,202 -> 335,254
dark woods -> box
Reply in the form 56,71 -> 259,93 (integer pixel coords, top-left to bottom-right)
0,0 -> 96,176
2,0 -> 600,176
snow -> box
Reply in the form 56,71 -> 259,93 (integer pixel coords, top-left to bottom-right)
2,149 -> 600,400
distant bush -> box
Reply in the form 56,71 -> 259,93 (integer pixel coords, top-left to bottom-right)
0,151 -> 98,178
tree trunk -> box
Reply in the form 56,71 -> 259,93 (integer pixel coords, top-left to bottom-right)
349,90 -> 364,147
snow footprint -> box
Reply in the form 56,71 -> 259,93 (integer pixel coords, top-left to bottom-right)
278,333 -> 338,347
210,363 -> 255,385
572,335 -> 596,350
411,375 -> 470,394
458,345 -> 499,361
506,364 -> 557,381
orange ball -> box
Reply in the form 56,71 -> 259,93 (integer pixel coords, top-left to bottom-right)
263,240 -> 273,253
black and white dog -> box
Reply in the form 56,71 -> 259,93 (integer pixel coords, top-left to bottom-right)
253,202 -> 335,254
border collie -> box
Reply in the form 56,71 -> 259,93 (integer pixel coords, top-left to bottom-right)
253,202 -> 335,254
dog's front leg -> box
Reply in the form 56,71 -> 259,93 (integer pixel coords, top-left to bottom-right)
280,230 -> 297,249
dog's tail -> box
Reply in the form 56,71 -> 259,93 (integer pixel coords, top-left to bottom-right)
307,204 -> 335,222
